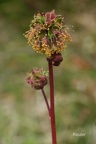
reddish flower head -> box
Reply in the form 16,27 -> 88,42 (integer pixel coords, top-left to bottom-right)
26,68 -> 48,90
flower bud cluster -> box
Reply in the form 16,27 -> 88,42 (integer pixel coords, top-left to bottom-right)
47,53 -> 63,66
26,68 -> 48,90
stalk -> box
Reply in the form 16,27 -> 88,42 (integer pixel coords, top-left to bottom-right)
48,60 -> 57,144
41,88 -> 50,117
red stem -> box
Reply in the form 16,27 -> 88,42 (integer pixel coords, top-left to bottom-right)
48,60 -> 57,144
41,88 -> 50,117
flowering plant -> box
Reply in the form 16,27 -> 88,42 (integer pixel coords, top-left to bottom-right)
25,10 -> 71,144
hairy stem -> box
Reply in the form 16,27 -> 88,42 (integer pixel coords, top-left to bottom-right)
48,60 -> 57,144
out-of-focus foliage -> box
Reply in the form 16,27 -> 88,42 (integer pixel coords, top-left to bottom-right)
0,0 -> 96,144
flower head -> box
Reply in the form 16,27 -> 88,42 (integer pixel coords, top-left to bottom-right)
26,68 -> 48,90
25,10 -> 72,57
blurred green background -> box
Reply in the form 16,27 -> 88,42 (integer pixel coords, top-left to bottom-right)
0,0 -> 96,144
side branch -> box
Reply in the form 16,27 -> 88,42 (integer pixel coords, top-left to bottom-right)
41,88 -> 50,116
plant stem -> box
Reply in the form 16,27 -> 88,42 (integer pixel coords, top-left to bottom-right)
41,88 -> 50,116
48,60 -> 57,144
